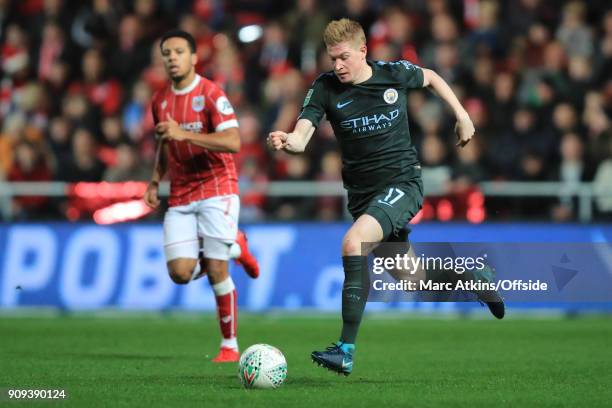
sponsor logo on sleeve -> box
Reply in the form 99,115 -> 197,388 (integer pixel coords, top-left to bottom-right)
302,89 -> 313,107
215,96 -> 234,115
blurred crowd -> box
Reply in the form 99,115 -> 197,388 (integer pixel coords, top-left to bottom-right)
0,0 -> 611,221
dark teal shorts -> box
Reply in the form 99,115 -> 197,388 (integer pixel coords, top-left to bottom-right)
347,177 -> 424,240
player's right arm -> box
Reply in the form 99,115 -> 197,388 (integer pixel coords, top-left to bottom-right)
144,101 -> 168,209
268,119 -> 315,153
144,137 -> 167,209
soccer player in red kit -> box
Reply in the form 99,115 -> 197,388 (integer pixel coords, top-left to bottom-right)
144,30 -> 258,363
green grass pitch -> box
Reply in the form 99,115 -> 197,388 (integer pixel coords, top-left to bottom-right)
1,314 -> 611,407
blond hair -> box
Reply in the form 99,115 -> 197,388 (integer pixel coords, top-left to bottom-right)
323,18 -> 366,48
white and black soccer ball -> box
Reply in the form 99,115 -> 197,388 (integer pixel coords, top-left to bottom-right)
238,344 -> 287,389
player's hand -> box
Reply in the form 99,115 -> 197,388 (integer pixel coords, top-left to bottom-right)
144,182 -> 160,209
455,114 -> 475,147
156,113 -> 186,141
267,131 -> 288,151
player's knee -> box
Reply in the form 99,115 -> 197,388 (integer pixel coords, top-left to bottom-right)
168,268 -> 192,284
342,235 -> 362,256
203,259 -> 228,282
167,259 -> 197,284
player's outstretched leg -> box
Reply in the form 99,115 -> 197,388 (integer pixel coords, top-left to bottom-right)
388,230 -> 505,319
234,230 -> 260,279
383,230 -> 505,319
426,263 -> 505,319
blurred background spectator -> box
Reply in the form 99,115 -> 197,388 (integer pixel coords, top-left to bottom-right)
0,0 -> 610,222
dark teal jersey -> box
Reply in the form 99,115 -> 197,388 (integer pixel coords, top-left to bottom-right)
299,60 -> 424,193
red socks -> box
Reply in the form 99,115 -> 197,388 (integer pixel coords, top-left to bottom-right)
212,277 -> 238,350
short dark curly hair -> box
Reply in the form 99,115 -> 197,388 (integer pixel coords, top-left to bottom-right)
159,29 -> 196,53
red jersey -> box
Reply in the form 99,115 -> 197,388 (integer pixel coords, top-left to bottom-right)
151,74 -> 239,207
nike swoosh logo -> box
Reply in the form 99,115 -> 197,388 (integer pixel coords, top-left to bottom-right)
336,100 -> 353,109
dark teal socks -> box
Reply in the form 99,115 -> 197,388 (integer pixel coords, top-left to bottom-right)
340,256 -> 369,344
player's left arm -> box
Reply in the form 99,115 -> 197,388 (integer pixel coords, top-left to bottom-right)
156,112 -> 241,153
421,68 -> 475,147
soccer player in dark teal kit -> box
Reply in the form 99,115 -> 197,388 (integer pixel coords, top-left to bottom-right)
268,18 -> 504,375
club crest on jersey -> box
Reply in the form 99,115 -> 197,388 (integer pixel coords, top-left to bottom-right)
161,100 -> 167,110
192,95 -> 205,112
383,88 -> 398,104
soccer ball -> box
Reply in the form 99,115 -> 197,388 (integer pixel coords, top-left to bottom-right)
238,344 -> 287,389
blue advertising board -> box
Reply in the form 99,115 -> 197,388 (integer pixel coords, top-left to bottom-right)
1,223 -> 611,312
